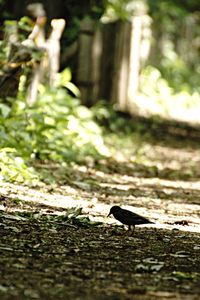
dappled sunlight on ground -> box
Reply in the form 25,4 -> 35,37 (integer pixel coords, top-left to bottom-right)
1,124 -> 200,299
1,164 -> 200,233
1,120 -> 200,231
1,128 -> 200,231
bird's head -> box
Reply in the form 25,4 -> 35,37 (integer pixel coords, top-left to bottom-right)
107,205 -> 121,217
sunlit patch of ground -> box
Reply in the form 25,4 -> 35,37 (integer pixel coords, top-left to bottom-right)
0,161 -> 200,233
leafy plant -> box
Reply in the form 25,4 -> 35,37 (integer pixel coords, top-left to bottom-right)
0,69 -> 110,182
55,207 -> 102,227
0,148 -> 37,182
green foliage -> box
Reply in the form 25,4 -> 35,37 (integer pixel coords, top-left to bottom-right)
0,148 -> 37,182
140,65 -> 199,101
135,65 -> 200,118
27,83 -> 109,161
158,49 -> 200,94
92,101 -> 132,134
102,0 -> 146,22
0,39 -> 8,63
0,69 -> 109,183
1,207 -> 101,227
17,16 -> 33,41
149,0 -> 200,15
18,16 -> 32,33
102,0 -> 133,21
148,0 -> 200,94
56,68 -> 80,97
55,207 -> 102,227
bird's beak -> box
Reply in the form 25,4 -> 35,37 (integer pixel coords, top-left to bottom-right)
107,212 -> 111,217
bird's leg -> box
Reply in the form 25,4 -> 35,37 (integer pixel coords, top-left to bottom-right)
130,225 -> 135,236
120,225 -> 127,235
127,225 -> 134,236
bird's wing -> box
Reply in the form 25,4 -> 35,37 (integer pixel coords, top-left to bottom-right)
123,209 -> 153,224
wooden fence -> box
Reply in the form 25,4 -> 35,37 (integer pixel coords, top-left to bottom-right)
75,8 -> 151,111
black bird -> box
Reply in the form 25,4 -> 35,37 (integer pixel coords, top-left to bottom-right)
108,206 -> 154,232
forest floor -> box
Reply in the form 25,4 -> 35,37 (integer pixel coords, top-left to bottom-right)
1,118 -> 200,300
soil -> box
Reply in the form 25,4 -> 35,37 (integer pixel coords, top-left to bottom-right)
1,124 -> 200,300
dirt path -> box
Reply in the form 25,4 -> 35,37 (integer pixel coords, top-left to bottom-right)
1,130 -> 200,299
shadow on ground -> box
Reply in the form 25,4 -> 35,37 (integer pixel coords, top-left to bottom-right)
0,211 -> 200,300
